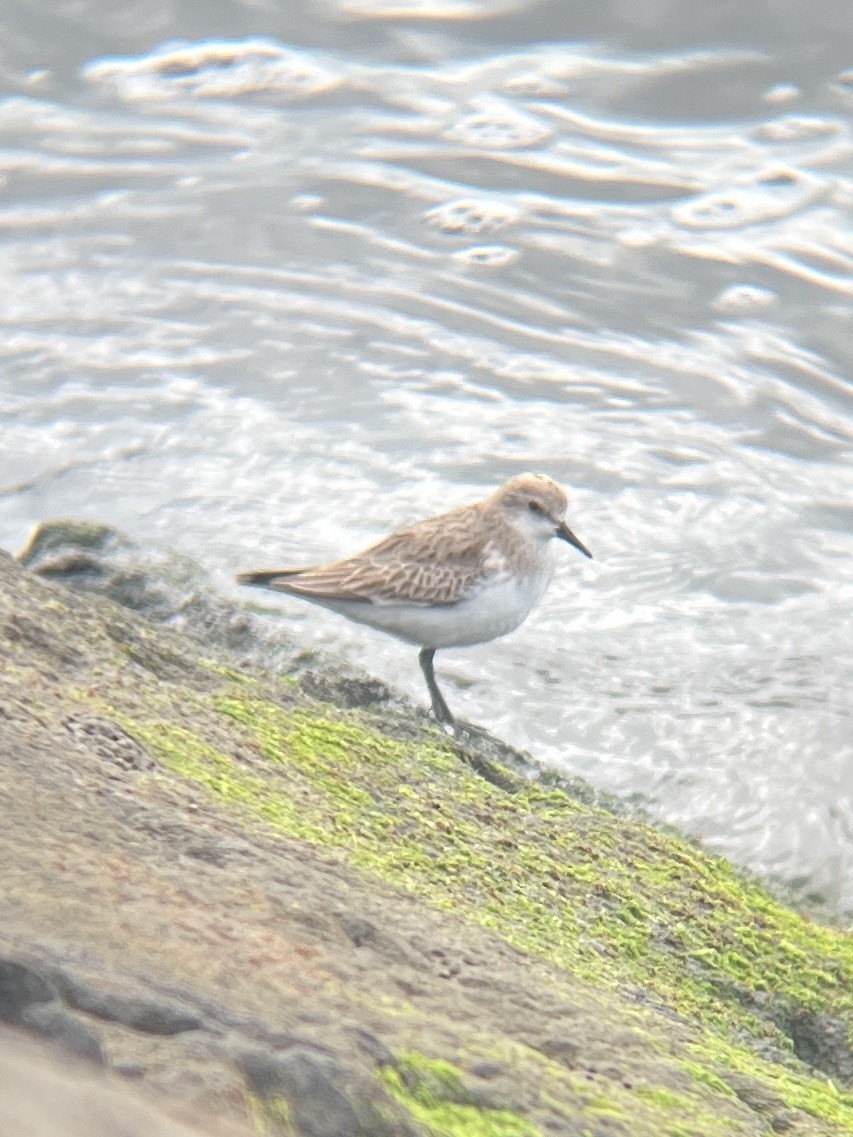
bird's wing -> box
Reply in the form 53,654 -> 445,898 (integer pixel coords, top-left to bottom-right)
243,511 -> 507,607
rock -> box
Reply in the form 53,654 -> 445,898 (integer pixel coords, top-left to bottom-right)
20,1003 -> 104,1064
338,916 -> 410,964
52,975 -> 203,1036
237,1048 -> 359,1137
2,537 -> 853,1137
115,1061 -> 148,1079
784,1008 -> 853,1084
537,1036 -> 580,1067
236,1049 -> 294,1098
15,521 -> 399,715
349,1026 -> 394,1068
0,1025 -> 247,1137
64,715 -> 158,773
18,523 -> 189,620
0,958 -> 57,1024
470,1060 -> 503,1079
0,959 -> 103,1063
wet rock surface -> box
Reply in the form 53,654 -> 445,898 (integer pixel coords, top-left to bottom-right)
1,530 -> 852,1136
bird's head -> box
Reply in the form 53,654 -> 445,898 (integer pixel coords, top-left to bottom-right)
492,473 -> 592,558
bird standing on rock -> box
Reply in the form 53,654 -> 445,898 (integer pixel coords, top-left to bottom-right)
238,473 -> 592,727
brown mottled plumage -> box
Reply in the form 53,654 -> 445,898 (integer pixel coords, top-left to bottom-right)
238,474 -> 592,727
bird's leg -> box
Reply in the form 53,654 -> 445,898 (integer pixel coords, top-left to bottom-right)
418,647 -> 455,727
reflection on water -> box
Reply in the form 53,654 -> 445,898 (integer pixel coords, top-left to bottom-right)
0,3 -> 851,912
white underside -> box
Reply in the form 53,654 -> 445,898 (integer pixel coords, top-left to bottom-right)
294,566 -> 554,649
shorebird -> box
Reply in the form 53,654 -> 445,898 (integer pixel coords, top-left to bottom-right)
237,473 -> 592,727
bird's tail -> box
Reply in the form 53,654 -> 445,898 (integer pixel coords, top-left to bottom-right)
236,569 -> 302,588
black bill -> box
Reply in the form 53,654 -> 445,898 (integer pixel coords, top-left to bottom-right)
556,521 -> 592,559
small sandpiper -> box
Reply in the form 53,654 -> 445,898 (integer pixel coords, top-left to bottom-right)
237,473 -> 592,727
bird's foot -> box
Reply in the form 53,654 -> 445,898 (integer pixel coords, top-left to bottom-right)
435,715 -> 457,737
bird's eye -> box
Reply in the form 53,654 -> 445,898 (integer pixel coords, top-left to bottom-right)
528,500 -> 543,514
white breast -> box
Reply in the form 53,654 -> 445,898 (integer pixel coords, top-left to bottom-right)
320,559 -> 555,649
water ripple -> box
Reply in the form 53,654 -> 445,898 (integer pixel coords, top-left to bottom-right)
0,24 -> 851,912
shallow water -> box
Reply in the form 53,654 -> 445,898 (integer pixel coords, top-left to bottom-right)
1,1 -> 851,912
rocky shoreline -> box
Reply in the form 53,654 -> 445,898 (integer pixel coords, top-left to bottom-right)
1,523 -> 852,1136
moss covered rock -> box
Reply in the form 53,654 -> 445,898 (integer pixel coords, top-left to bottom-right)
1,536 -> 851,1136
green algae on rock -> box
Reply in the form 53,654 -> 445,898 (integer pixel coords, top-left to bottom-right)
2,543 -> 852,1137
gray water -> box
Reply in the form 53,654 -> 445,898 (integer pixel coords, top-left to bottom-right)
0,1 -> 851,913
